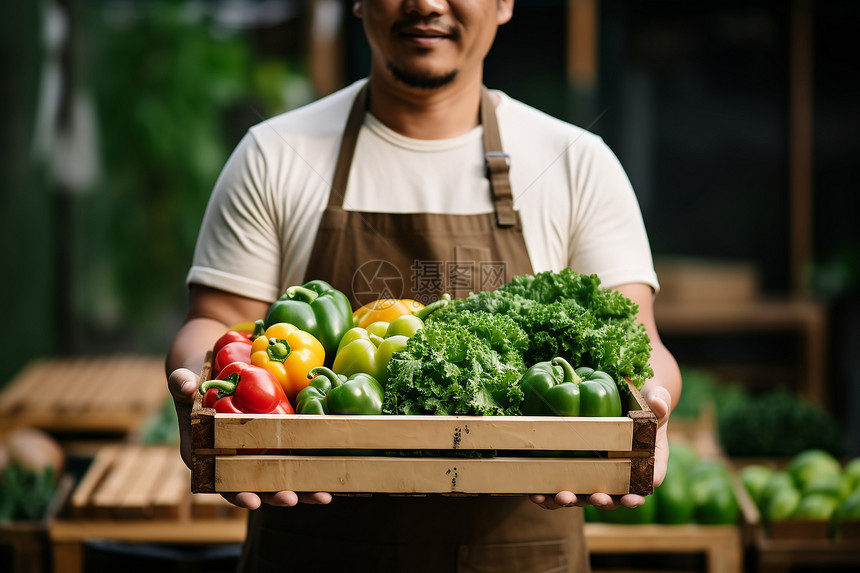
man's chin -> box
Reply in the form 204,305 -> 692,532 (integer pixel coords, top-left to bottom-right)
387,63 -> 458,90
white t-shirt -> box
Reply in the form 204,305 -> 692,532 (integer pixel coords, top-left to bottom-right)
188,80 -> 659,303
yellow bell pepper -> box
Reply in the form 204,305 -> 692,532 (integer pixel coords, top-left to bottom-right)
353,298 -> 425,329
250,322 -> 325,403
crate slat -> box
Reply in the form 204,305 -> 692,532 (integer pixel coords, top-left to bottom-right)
112,448 -> 177,518
150,449 -> 192,520
90,446 -> 151,517
212,414 -> 634,451
215,455 -> 634,495
71,446 -> 197,520
70,445 -> 122,517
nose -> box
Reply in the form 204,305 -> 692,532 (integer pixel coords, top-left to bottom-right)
403,0 -> 449,16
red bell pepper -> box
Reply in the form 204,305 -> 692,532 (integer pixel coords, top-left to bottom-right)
213,330 -> 253,356
199,362 -> 294,414
213,341 -> 253,373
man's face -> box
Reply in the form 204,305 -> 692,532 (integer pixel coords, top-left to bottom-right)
354,0 -> 514,89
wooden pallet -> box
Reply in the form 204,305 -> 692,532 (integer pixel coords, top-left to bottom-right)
69,445 -> 242,520
191,358 -> 657,496
49,445 -> 248,573
0,356 -> 167,435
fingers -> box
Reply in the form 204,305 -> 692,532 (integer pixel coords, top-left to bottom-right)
584,493 -> 644,511
259,492 -> 332,506
297,492 -> 333,505
221,491 -> 333,510
529,491 -> 578,510
531,491 -> 647,511
619,494 -> 646,508
222,492 -> 263,510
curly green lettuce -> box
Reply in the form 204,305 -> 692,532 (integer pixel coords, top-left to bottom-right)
432,269 -> 653,393
384,269 -> 653,416
382,314 -> 527,416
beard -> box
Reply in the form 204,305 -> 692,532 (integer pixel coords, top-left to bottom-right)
387,62 -> 458,89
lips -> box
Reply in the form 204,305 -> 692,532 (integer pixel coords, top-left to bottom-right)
392,19 -> 458,44
401,26 -> 450,38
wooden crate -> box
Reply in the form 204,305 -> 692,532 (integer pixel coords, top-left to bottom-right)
69,445 -> 242,520
0,475 -> 73,573
0,356 -> 167,435
733,461 -> 860,572
191,359 -> 657,495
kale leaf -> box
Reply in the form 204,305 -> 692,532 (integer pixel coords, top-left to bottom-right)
382,314 -> 527,416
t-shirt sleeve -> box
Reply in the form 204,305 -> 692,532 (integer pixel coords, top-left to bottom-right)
186,132 -> 284,303
568,138 -> 660,293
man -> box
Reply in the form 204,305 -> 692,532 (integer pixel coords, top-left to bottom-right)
167,0 -> 681,570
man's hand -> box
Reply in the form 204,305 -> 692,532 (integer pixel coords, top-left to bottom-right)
529,383 -> 672,511
167,367 -> 199,468
167,366 -> 333,510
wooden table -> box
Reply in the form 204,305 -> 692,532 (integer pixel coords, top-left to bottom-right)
50,519 -> 247,573
584,523 -> 744,573
48,445 -> 247,573
0,355 -> 168,436
752,533 -> 860,573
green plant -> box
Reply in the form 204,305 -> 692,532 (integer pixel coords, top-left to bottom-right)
75,1 -> 308,348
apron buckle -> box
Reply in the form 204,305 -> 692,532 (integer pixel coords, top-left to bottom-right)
486,152 -> 516,227
485,151 -> 511,175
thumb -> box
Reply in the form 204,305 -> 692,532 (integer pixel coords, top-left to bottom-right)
168,367 -> 199,405
641,385 -> 671,425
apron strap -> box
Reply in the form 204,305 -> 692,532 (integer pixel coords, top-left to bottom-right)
480,87 -> 517,227
327,82 -> 369,208
329,82 -> 516,227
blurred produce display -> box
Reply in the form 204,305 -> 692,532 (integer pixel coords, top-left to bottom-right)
674,366 -> 844,458
740,449 -> 860,538
718,388 -> 845,458
0,428 -> 65,521
585,444 -> 739,526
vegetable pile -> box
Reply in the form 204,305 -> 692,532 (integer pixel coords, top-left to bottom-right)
384,269 -> 652,416
200,270 -> 653,418
585,443 -> 740,526
740,449 -> 860,538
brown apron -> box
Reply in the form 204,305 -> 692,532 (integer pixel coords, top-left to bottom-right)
238,83 -> 589,573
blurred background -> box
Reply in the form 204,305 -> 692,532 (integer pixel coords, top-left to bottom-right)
1,0 -> 860,571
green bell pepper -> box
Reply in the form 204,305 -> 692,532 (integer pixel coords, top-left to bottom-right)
519,357 -> 622,417
573,366 -> 623,417
296,366 -> 383,415
331,327 -> 410,386
264,280 -> 353,365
